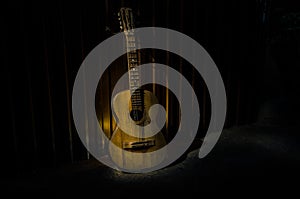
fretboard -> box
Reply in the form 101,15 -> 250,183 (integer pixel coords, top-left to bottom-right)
125,31 -> 143,110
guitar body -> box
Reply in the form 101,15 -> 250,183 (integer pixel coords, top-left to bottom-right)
109,90 -> 166,170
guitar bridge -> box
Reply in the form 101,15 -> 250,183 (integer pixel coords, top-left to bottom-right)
123,139 -> 155,149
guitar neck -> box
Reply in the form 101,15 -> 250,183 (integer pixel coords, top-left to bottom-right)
118,7 -> 144,110
125,31 -> 144,110
126,32 -> 141,94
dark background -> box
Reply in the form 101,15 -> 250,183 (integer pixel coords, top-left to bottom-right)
1,0 -> 300,193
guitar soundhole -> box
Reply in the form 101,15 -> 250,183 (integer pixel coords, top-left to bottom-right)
130,109 -> 143,121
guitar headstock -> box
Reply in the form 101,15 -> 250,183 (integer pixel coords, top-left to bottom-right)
118,7 -> 135,35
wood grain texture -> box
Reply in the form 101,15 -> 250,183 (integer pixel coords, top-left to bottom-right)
109,90 -> 166,170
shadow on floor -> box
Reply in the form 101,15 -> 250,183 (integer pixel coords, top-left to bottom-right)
2,123 -> 300,193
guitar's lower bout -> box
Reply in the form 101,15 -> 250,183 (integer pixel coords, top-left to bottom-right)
109,90 -> 167,170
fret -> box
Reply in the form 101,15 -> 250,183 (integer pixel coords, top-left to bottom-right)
130,85 -> 140,88
130,96 -> 142,99
130,78 -> 139,82
131,99 -> 142,102
130,82 -> 139,84
130,76 -> 139,79
131,95 -> 142,98
131,96 -> 142,99
127,43 -> 136,48
130,67 -> 138,71
130,73 -> 139,77
131,91 -> 142,95
129,74 -> 138,78
129,64 -> 138,68
131,102 -> 142,105
130,83 -> 140,86
131,94 -> 142,97
126,44 -> 136,48
129,59 -> 138,63
130,69 -> 139,72
130,87 -> 139,90
131,100 -> 142,102
131,92 -> 142,95
130,76 -> 139,80
131,107 -> 143,110
127,36 -> 136,42
127,48 -> 137,53
130,81 -> 139,84
129,61 -> 138,64
131,103 -> 143,106
129,67 -> 138,71
131,98 -> 142,101
130,96 -> 142,100
128,53 -> 137,59
131,100 -> 142,103
130,84 -> 140,87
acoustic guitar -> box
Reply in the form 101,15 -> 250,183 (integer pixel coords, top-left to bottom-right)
109,7 -> 166,170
